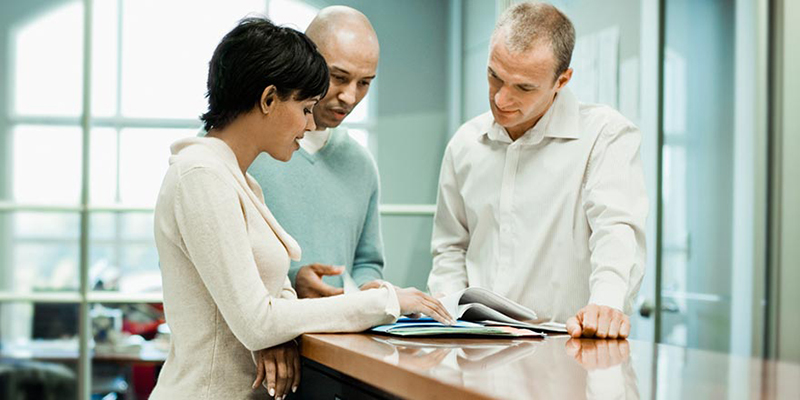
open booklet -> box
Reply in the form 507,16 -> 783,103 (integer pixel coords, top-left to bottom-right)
371,318 -> 544,337
370,287 -> 567,337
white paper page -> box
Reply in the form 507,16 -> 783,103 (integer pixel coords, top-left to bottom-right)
440,288 -> 469,319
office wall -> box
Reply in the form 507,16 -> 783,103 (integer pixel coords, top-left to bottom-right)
460,0 -> 495,123
777,0 -> 800,363
550,0 -> 641,62
312,0 -> 448,207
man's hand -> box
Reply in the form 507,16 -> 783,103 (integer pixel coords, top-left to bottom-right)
359,280 -> 383,291
252,340 -> 300,399
566,304 -> 630,339
295,264 -> 344,299
565,338 -> 630,370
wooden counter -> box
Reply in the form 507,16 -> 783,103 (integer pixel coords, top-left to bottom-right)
299,333 -> 800,400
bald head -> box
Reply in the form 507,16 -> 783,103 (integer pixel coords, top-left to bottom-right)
305,6 -> 380,129
306,6 -> 379,60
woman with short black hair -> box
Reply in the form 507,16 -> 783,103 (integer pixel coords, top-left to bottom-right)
151,17 -> 452,400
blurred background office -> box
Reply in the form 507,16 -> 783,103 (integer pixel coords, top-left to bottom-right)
0,0 -> 797,399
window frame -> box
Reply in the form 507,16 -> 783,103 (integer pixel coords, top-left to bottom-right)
0,1 -> 436,399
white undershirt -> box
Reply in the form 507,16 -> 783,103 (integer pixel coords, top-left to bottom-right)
299,129 -> 331,155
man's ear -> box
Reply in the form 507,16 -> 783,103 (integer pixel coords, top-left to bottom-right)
260,85 -> 277,114
555,68 -> 573,91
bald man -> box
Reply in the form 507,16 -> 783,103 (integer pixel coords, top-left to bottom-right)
248,6 -> 385,298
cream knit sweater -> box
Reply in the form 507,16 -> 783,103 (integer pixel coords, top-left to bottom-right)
150,137 -> 399,399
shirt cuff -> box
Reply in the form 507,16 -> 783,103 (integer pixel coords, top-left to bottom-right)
588,281 -> 627,312
378,281 -> 401,321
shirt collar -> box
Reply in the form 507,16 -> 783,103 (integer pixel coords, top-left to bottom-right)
481,87 -> 581,144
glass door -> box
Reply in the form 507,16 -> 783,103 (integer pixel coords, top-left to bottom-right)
659,0 -> 768,355
548,0 -> 769,353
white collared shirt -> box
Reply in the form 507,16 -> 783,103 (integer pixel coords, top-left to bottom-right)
299,128 -> 331,155
428,88 -> 648,323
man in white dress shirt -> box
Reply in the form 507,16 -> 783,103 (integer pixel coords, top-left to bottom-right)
428,2 -> 648,339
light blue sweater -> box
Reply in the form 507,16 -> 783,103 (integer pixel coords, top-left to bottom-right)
248,129 -> 384,288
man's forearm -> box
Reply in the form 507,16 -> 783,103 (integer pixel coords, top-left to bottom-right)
351,263 -> 383,287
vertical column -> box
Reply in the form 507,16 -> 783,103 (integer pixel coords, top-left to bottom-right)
0,20 -> 11,297
447,0 -> 463,136
729,0 -> 770,359
771,0 -> 800,364
78,0 -> 94,398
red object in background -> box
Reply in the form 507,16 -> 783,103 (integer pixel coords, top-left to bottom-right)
122,303 -> 165,340
132,364 -> 160,399
124,303 -> 165,398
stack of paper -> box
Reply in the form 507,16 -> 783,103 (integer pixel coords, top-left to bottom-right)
371,318 -> 544,338
370,287 -> 567,338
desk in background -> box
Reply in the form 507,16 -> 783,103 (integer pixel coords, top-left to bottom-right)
0,340 -> 167,399
0,339 -> 167,365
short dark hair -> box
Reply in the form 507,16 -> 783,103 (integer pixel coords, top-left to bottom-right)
494,2 -> 575,80
201,17 -> 329,131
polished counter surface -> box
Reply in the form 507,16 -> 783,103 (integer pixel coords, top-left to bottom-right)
300,333 -> 800,400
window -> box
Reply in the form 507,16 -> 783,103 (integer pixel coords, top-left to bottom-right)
1,1 -> 435,398
1,0 -> 269,397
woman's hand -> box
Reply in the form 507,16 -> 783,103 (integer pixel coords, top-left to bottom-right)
252,340 -> 301,399
395,287 -> 456,325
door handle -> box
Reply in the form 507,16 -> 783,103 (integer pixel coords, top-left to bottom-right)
638,298 -> 680,318
638,299 -> 654,318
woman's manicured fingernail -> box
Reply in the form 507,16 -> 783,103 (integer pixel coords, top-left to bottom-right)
292,386 -> 298,393
252,382 -> 257,389
269,388 -> 275,397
